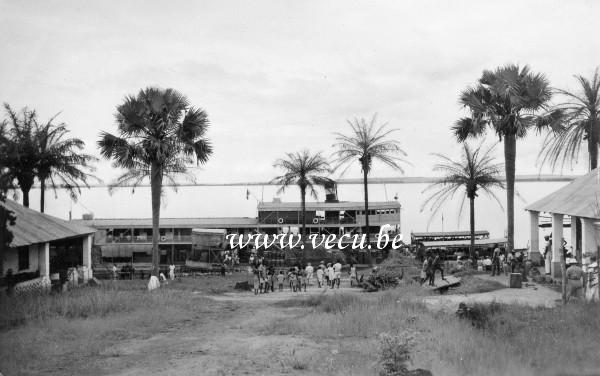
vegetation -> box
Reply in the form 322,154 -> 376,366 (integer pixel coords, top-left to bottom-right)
0,104 -> 95,212
421,143 -> 504,258
0,120 -> 16,276
34,112 -> 97,212
271,149 -> 332,260
1,104 -> 38,207
98,87 -> 212,276
333,114 -> 408,263
539,67 -> 600,171
453,64 -> 559,253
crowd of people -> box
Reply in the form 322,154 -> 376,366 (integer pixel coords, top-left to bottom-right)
249,258 -> 358,295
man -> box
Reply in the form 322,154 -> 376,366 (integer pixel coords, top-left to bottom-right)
508,251 -> 516,273
430,253 -> 445,285
566,260 -> 584,302
543,236 -> 552,275
491,245 -> 501,276
305,263 -> 314,286
333,260 -> 342,288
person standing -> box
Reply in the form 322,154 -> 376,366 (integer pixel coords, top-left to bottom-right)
277,271 -> 285,291
169,264 -> 176,280
543,236 -> 552,275
333,260 -> 342,289
316,266 -> 324,288
349,263 -> 357,287
430,253 -> 445,284
491,245 -> 501,276
305,263 -> 314,286
566,260 -> 584,302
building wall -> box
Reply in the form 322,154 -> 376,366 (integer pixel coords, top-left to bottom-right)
4,244 -> 41,275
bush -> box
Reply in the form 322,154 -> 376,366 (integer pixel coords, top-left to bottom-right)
378,331 -> 432,376
456,301 -> 504,329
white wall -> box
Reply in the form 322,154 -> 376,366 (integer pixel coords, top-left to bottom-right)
3,244 -> 41,275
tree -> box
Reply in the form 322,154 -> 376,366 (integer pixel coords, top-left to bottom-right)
539,68 -> 600,171
421,143 -> 504,258
453,64 -> 556,253
271,149 -> 332,262
0,120 -> 16,276
98,87 -> 212,277
36,115 -> 97,212
1,104 -> 38,207
333,114 -> 408,263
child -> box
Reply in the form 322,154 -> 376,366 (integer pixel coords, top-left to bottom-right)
327,263 -> 334,288
291,272 -> 299,292
288,268 -> 295,291
349,263 -> 357,287
316,266 -> 324,288
253,272 -> 259,295
299,271 -> 307,292
277,271 -> 285,291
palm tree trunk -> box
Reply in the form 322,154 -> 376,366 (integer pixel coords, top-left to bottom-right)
150,162 -> 162,277
588,118 -> 598,170
504,133 -> 516,253
40,179 -> 46,213
363,167 -> 371,265
300,185 -> 307,264
469,196 -> 475,259
21,187 -> 30,208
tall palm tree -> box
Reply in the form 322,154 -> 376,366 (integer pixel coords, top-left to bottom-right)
332,114 -> 408,262
539,68 -> 600,171
1,104 -> 38,207
453,64 -> 556,253
36,113 -> 97,212
421,143 -> 504,258
98,87 -> 212,277
271,150 -> 332,261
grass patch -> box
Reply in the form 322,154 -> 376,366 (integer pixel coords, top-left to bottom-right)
264,284 -> 600,375
0,280 -> 227,376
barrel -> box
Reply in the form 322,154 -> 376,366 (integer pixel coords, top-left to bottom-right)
509,273 -> 522,288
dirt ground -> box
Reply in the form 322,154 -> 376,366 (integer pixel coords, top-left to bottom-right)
91,285 -> 375,376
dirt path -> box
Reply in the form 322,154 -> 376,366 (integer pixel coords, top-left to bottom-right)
95,286 -> 374,376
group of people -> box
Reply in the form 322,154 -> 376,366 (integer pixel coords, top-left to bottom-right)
472,245 -> 527,277
420,252 -> 445,286
250,260 -> 357,295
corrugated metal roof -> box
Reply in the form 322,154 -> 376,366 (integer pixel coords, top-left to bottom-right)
73,217 -> 258,229
2,200 -> 95,247
258,201 -> 400,211
422,237 -> 507,248
525,169 -> 600,219
412,230 -> 489,237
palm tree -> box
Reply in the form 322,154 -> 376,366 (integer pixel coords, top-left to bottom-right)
421,143 -> 504,258
538,68 -> 600,171
453,64 -> 556,253
1,104 -> 38,207
98,87 -> 212,277
271,149 -> 333,261
36,113 -> 97,212
0,120 -> 17,276
332,114 -> 408,263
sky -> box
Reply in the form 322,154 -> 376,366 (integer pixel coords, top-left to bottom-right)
0,0 -> 599,245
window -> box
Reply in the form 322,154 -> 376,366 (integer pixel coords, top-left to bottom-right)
18,247 -> 29,271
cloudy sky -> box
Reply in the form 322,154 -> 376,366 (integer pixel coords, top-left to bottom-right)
1,0 -> 599,242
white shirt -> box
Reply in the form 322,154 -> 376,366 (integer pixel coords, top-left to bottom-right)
333,263 -> 342,273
